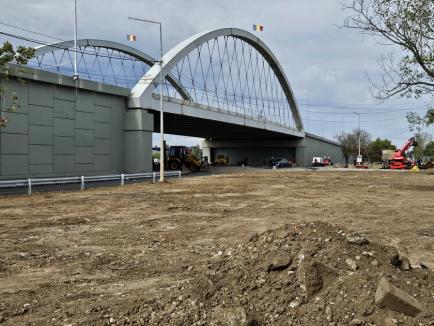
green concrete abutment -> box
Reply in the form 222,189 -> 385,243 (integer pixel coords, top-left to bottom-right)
123,109 -> 154,173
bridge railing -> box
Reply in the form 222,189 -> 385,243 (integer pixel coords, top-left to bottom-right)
0,171 -> 182,195
152,93 -> 300,132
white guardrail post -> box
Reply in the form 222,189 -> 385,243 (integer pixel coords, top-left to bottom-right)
121,173 -> 125,186
178,170 -> 181,179
27,178 -> 32,195
153,172 -> 156,183
80,176 -> 85,190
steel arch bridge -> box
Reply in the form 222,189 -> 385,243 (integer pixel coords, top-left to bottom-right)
28,28 -> 304,139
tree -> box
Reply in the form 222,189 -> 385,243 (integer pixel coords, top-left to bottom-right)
343,0 -> 434,131
406,110 -> 434,133
336,132 -> 357,165
336,129 -> 371,165
413,132 -> 433,159
424,141 -> 434,157
0,41 -> 35,127
367,138 -> 396,162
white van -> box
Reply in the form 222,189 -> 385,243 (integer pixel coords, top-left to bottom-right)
312,157 -> 324,167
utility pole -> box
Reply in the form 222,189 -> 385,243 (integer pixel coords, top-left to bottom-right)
128,16 -> 165,182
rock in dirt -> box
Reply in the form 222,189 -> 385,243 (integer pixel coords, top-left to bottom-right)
375,277 -> 425,316
266,256 -> 292,273
349,318 -> 363,326
211,306 -> 252,326
191,276 -> 217,300
383,318 -> 398,326
298,259 -> 338,298
419,261 -> 434,271
345,258 -> 358,271
387,247 -> 401,267
399,256 -> 411,271
298,259 -> 323,298
248,232 -> 259,242
346,233 -> 369,245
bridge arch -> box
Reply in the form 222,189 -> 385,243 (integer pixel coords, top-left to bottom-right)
32,39 -> 192,100
129,28 -> 304,131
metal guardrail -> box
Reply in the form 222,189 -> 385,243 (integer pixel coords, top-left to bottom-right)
0,171 -> 182,195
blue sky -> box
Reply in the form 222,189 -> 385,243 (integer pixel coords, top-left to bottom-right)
1,0 -> 432,147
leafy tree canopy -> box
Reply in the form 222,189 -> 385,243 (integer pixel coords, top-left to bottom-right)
413,132 -> 433,159
367,137 -> 396,162
424,141 -> 434,157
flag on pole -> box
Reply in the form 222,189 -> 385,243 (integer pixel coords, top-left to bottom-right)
127,34 -> 137,41
253,24 -> 264,32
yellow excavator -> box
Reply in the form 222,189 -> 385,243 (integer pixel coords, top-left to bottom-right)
212,154 -> 229,166
166,145 -> 209,172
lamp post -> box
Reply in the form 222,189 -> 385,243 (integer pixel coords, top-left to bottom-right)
353,111 -> 361,159
128,16 -> 165,182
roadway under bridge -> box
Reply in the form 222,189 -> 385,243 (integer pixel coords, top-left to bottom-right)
0,28 -> 344,179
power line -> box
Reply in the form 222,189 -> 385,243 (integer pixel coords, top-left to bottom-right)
0,31 -> 147,62
298,102 -> 426,112
0,21 -> 66,42
301,116 -> 405,123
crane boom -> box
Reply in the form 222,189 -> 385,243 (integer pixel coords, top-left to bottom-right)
398,137 -> 417,155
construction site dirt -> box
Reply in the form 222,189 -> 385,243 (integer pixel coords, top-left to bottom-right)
0,169 -> 433,325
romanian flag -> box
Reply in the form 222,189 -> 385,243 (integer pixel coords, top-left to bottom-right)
253,24 -> 264,32
127,34 -> 137,41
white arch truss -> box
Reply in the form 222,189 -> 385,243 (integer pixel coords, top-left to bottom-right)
33,39 -> 192,101
129,28 -> 304,131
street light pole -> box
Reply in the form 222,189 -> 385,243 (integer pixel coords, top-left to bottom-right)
128,16 -> 165,182
353,111 -> 361,156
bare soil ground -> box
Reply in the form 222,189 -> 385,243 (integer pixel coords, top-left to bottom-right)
0,169 -> 433,325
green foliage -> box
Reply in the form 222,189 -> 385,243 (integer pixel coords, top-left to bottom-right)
413,132 -> 433,159
407,108 -> 434,132
343,0 -> 434,130
0,41 -> 35,127
0,41 -> 35,66
367,138 -> 396,162
152,151 -> 160,159
424,141 -> 434,157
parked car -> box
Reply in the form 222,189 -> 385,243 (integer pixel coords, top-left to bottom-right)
270,158 -> 293,168
312,157 -> 325,167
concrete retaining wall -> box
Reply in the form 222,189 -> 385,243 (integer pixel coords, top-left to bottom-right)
0,75 -> 152,179
304,134 -> 345,165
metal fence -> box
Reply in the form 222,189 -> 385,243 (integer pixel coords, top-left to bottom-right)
0,171 -> 182,195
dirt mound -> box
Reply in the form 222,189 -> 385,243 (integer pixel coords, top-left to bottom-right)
118,221 -> 433,325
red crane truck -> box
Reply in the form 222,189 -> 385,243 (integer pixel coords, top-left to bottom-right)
389,137 -> 417,170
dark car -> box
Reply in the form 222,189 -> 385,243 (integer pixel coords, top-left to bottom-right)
270,158 -> 293,168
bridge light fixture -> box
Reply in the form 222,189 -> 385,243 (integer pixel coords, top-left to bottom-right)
128,16 -> 165,182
